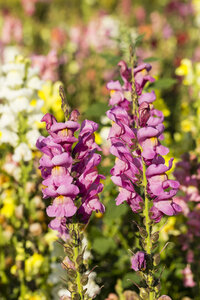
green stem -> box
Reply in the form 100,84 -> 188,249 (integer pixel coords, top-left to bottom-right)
142,158 -> 155,300
142,160 -> 151,255
74,243 -> 83,300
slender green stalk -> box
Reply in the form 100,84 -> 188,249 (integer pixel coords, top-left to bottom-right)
130,48 -> 155,300
73,234 -> 84,300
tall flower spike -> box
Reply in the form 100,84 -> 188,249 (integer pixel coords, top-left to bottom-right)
106,58 -> 180,299
37,106 -> 104,300
107,60 -> 180,221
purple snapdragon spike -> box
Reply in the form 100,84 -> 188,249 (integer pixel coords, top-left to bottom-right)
37,108 -> 104,299
173,153 -> 200,289
106,58 -> 181,299
37,112 -> 104,238
106,60 -> 180,222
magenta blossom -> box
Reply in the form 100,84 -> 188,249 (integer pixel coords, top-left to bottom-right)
107,60 -> 180,222
37,112 -> 104,239
131,251 -> 147,271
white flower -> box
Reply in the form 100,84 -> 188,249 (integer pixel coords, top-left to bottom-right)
58,289 -> 71,298
100,126 -> 111,143
85,272 -> 100,298
0,55 -> 45,151
0,112 -> 16,129
5,70 -> 24,88
26,129 -> 41,149
27,75 -> 43,90
2,46 -> 20,63
11,97 -> 30,113
13,143 -> 32,162
0,129 -> 19,147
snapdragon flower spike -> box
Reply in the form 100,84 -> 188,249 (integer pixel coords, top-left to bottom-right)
37,112 -> 104,238
107,60 -> 181,222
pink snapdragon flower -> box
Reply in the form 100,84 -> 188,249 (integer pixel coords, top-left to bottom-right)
37,111 -> 105,239
107,60 -> 180,222
131,251 -> 146,271
32,50 -> 61,81
1,14 -> 23,45
182,265 -> 196,287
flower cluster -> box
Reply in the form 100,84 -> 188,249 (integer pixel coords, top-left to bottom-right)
32,50 -> 61,82
0,55 -> 44,162
37,111 -> 105,239
106,60 -> 180,222
174,153 -> 200,287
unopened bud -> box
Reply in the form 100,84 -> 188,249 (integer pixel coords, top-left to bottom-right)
153,254 -> 160,266
81,274 -> 89,285
151,231 -> 159,243
76,254 -> 83,265
72,293 -> 81,300
139,288 -> 149,300
68,269 -> 77,279
139,228 -> 148,238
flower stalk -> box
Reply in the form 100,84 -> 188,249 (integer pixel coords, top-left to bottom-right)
106,51 -> 180,299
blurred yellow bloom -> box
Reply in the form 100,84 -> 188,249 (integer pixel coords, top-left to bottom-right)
1,191 -> 15,218
16,244 -> 25,261
175,59 -> 194,85
25,253 -> 44,278
0,198 -> 15,218
25,292 -> 46,300
10,265 -> 17,275
160,217 -> 180,241
44,231 -> 58,246
94,132 -> 102,145
181,119 -> 193,132
193,0 -> 200,12
39,81 -> 63,121
30,99 -> 37,107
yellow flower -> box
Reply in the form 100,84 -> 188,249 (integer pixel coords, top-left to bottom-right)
181,119 -> 193,132
0,192 -> 15,218
39,81 -> 63,121
94,132 -> 103,145
44,231 -> 58,247
25,253 -> 44,278
175,59 -> 194,85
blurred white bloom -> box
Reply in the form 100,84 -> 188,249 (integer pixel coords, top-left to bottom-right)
26,130 -> 41,149
27,75 -> 43,90
85,272 -> 100,298
100,115 -> 111,125
2,46 -> 20,63
12,97 -> 30,113
58,289 -> 71,298
82,236 -> 92,260
13,143 -> 32,162
0,55 -> 44,150
0,129 -> 18,147
100,126 -> 111,143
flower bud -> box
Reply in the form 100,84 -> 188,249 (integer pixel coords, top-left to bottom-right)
131,251 -> 146,272
153,253 -> 160,266
151,231 -> 159,243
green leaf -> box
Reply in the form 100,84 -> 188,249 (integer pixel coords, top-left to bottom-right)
134,34 -> 145,47
84,102 -> 108,118
122,272 -> 140,288
93,237 -> 117,255
100,53 -> 120,65
104,199 -> 128,223
150,78 -> 177,89
143,57 -> 160,63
